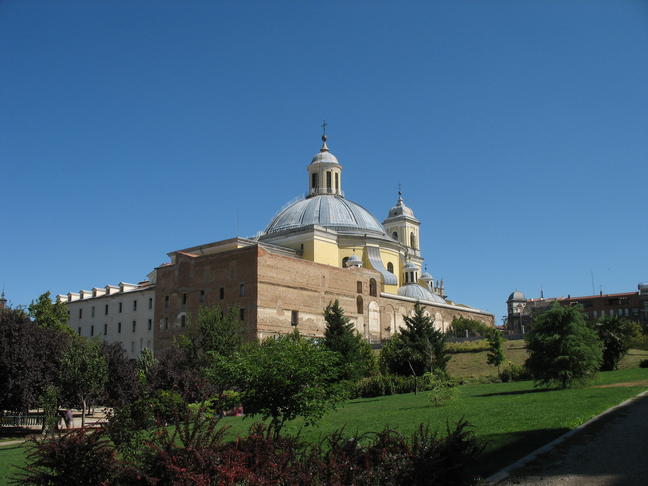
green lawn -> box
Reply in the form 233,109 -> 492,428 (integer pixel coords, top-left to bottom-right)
2,356 -> 647,484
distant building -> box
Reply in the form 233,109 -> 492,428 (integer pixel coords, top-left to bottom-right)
58,272 -> 156,359
0,288 -> 7,308
507,283 -> 648,333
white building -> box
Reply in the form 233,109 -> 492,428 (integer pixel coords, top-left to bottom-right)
58,270 -> 157,359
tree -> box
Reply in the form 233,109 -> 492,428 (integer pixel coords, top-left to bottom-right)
235,330 -> 345,439
59,336 -> 108,428
0,307 -> 69,413
596,315 -> 636,371
381,301 -> 450,377
485,329 -> 506,374
447,316 -> 491,337
101,341 -> 141,407
28,291 -> 75,336
524,302 -> 602,389
323,299 -> 376,381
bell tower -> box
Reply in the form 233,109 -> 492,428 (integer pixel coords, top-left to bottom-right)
307,123 -> 343,197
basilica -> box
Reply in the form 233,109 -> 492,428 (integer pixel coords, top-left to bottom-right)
60,133 -> 494,356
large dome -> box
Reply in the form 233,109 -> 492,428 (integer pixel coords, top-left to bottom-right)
263,195 -> 388,237
398,283 -> 446,304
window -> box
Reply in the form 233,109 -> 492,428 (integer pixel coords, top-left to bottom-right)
131,342 -> 135,352
387,262 -> 394,274
78,327 -> 81,335
148,319 -> 152,330
326,171 -> 331,190
118,302 -> 123,313
164,318 -> 168,329
342,257 -> 349,268
392,231 -> 398,240
625,308 -> 629,317
132,321 -> 136,332
103,324 -> 107,336
165,296 -> 169,308
118,322 -> 122,333
90,325 -> 94,336
357,295 -> 364,314
133,300 -> 137,311
410,232 -> 417,249
369,279 -> 377,297
91,306 -> 95,317
79,309 -> 82,319
240,308 -> 245,320
632,308 -> 639,317
105,304 -> 109,315
312,172 -> 318,190
239,284 -> 245,297
335,172 -> 339,191
357,281 -> 363,294
149,298 -> 153,309
291,310 -> 299,326
140,338 -> 143,351
200,290 -> 205,303
182,293 -> 187,305
181,315 -> 186,327
220,287 -> 224,299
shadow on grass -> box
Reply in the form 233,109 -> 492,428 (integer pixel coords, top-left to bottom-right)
470,426 -> 570,479
475,387 -> 557,398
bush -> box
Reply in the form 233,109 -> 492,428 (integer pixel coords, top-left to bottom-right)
639,359 -> 648,369
12,428 -> 117,486
446,340 -> 492,354
352,372 -> 457,399
499,362 -> 532,383
428,382 -> 461,407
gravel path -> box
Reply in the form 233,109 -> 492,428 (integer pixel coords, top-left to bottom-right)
490,391 -> 648,486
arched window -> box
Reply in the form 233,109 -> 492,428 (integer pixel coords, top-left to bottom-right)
357,295 -> 364,314
392,231 -> 398,240
342,257 -> 349,268
387,262 -> 394,274
369,279 -> 377,297
312,173 -> 319,190
410,232 -> 417,249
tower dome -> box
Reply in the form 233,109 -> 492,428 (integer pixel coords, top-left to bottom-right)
388,191 -> 414,218
507,290 -> 526,302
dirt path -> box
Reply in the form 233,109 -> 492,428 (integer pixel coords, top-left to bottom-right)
490,391 -> 648,485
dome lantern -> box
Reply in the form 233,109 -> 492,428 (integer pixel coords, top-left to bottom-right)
307,128 -> 343,198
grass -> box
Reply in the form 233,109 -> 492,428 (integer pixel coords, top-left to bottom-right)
1,348 -> 646,484
446,339 -> 528,379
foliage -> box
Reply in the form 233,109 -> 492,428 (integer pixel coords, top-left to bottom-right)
39,385 -> 60,436
0,307 -> 69,413
323,299 -> 376,381
380,301 -> 450,376
447,316 -> 491,338
352,372 -> 457,399
485,329 -> 506,372
59,336 -> 108,427
639,359 -> 648,368
524,302 -> 602,389
147,346 -> 212,402
597,315 -> 637,371
101,341 -> 141,407
11,428 -> 117,486
498,361 -> 532,383
236,329 -> 346,438
427,382 -> 461,407
134,346 -> 158,377
27,291 -> 75,336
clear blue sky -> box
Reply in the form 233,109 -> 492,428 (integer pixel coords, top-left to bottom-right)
2,1 -> 647,323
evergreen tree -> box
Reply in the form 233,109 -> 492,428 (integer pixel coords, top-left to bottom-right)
485,329 -> 506,373
323,300 -> 375,381
382,301 -> 450,376
596,315 -> 635,371
525,301 -> 602,389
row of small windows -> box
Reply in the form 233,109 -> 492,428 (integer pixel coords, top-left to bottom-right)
79,319 -> 153,337
165,286 -> 244,308
311,172 -> 339,191
590,308 -> 638,319
78,298 -> 153,319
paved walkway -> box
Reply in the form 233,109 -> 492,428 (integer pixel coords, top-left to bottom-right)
487,391 -> 648,485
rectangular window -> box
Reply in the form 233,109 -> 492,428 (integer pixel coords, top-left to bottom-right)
105,304 -> 109,315
220,287 -> 224,299
91,306 -> 95,317
133,300 -> 137,311
181,315 -> 186,327
79,308 -> 83,319
149,298 -> 153,309
118,322 -> 122,333
139,338 -> 143,351
357,281 -> 363,294
625,308 -> 629,317
593,311 -> 598,319
148,319 -> 152,330
103,324 -> 107,336
165,296 -> 169,308
119,302 -> 123,313
240,284 -> 245,297
291,310 -> 299,326
164,318 -> 168,329
240,308 -> 245,320
78,327 -> 81,335
132,321 -> 136,332
182,293 -> 187,305
327,171 -> 331,189
90,325 -> 94,336
200,290 -> 205,302
335,172 -> 339,191
632,308 -> 639,317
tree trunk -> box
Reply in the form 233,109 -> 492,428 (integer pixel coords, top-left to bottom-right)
81,398 -> 86,429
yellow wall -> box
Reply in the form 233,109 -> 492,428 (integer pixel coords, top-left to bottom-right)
311,238 -> 339,266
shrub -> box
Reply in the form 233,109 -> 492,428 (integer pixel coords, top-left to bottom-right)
428,382 -> 460,407
499,362 -> 532,383
639,359 -> 648,369
446,340 -> 492,354
12,428 -> 117,486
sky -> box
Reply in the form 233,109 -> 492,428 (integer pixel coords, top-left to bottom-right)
1,0 -> 647,323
